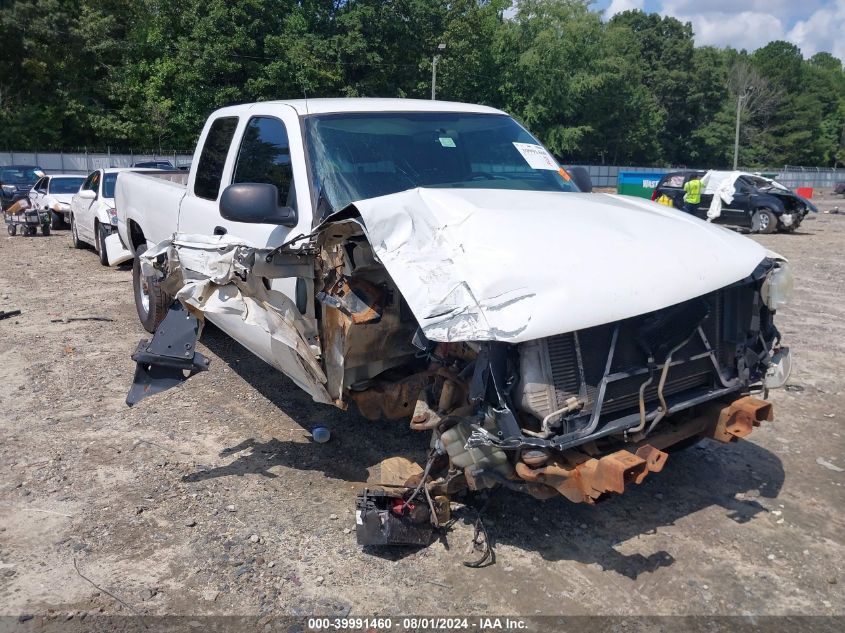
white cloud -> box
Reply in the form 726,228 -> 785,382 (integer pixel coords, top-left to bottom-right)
787,1 -> 845,61
594,0 -> 845,61
605,0 -> 645,18
670,10 -> 787,51
653,0 -> 844,60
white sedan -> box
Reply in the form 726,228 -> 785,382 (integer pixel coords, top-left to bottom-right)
70,168 -> 143,266
28,174 -> 85,228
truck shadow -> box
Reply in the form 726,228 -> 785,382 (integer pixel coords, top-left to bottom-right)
190,324 -> 430,483
188,325 -> 785,578
460,437 -> 784,578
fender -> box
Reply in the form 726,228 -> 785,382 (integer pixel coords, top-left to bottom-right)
751,193 -> 786,215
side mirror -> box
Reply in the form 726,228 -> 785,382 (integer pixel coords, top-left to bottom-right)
219,183 -> 298,227
78,189 -> 97,200
567,166 -> 593,193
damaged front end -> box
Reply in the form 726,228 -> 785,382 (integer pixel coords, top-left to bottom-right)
127,190 -> 793,545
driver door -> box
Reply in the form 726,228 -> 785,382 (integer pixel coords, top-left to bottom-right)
722,178 -> 752,227
175,106 -> 319,392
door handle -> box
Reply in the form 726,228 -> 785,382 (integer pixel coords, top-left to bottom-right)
214,226 -> 227,236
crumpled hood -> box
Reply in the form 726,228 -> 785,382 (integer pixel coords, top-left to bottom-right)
348,188 -> 767,343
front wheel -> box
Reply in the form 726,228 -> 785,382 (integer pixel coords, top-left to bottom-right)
751,208 -> 777,234
96,222 -> 109,266
50,210 -> 63,229
41,224 -> 50,236
133,243 -> 170,333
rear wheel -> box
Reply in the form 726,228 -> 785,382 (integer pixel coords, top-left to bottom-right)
7,224 -> 16,236
751,208 -> 777,234
70,214 -> 84,249
96,222 -> 109,266
133,243 -> 170,333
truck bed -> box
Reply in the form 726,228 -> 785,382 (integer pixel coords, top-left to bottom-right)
115,171 -> 189,249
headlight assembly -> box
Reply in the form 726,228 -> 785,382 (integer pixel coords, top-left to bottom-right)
761,262 -> 793,310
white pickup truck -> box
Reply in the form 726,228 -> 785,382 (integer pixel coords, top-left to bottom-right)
116,98 -> 792,536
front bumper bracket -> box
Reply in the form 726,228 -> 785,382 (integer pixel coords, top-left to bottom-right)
126,301 -> 210,406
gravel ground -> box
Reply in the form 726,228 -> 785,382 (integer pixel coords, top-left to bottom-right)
0,195 -> 843,628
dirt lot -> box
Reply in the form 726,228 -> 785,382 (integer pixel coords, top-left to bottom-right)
1,196 -> 843,628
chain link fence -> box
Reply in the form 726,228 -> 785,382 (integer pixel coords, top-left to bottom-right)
776,166 -> 845,189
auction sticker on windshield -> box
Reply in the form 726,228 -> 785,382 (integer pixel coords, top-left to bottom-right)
513,142 -> 558,170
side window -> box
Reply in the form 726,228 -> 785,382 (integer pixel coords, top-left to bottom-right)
34,177 -> 47,193
90,171 -> 101,194
81,172 -> 97,191
233,116 -> 294,206
195,116 -> 239,200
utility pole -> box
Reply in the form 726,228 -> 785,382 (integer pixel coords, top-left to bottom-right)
733,88 -> 752,170
431,43 -> 446,100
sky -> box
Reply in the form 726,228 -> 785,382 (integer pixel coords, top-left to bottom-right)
594,0 -> 845,62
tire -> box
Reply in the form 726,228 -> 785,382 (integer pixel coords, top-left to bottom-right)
96,222 -> 109,266
70,213 -> 84,249
41,224 -> 50,236
7,224 -> 16,236
50,210 -> 63,229
751,208 -> 777,234
133,243 -> 170,333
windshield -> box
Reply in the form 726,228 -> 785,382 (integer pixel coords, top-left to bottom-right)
1,167 -> 41,186
304,112 -> 578,214
49,177 -> 84,194
103,173 -> 119,199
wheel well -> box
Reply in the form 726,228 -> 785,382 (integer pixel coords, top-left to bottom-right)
128,221 -> 146,253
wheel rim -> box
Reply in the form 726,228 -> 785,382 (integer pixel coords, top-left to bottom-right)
139,276 -> 151,314
72,216 -> 78,241
759,213 -> 770,230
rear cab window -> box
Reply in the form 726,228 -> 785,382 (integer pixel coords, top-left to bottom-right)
194,117 -> 239,200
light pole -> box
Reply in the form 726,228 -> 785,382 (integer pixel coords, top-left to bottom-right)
431,43 -> 446,100
733,87 -> 752,170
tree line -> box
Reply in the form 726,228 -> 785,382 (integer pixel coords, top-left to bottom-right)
2,0 -> 844,168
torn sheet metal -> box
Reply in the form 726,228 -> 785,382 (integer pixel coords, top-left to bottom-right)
344,188 -> 767,344
142,233 -> 331,404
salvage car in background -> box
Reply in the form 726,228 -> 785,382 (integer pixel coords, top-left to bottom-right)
28,174 -> 85,228
116,99 -> 793,544
131,160 -> 175,169
652,170 -> 815,233
1,165 -> 44,210
70,168 -> 139,266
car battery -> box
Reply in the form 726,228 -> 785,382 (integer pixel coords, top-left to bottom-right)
355,488 -> 433,546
